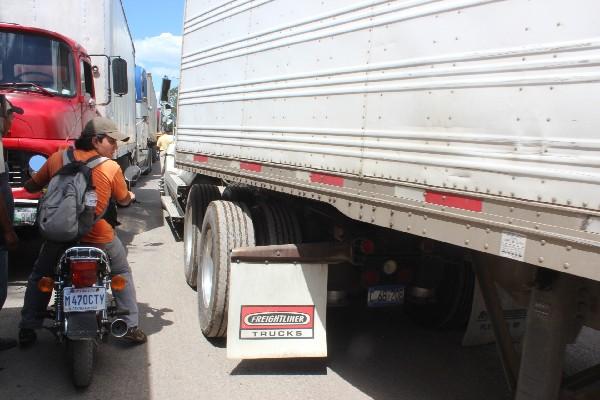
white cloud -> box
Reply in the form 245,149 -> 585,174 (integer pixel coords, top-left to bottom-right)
134,33 -> 182,97
135,33 -> 182,66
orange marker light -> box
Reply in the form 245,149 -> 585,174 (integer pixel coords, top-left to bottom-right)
37,277 -> 54,293
111,274 -> 127,292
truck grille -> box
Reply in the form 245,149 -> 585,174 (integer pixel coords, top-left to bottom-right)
5,150 -> 37,188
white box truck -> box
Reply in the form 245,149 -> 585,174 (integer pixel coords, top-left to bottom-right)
135,65 -> 159,174
1,0 -> 149,165
163,1 -> 600,398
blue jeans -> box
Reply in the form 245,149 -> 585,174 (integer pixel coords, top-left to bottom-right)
0,250 -> 7,311
0,166 -> 13,312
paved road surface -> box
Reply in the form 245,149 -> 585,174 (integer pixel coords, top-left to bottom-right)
0,163 -> 597,400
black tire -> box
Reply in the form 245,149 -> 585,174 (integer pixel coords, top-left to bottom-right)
183,184 -> 221,288
68,339 -> 96,388
222,183 -> 258,205
251,201 -> 302,245
116,154 -> 131,173
141,148 -> 152,175
197,201 -> 255,337
405,259 -> 475,330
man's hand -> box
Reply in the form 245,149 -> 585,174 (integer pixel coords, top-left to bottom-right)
117,191 -> 135,207
3,229 -> 18,251
24,179 -> 43,193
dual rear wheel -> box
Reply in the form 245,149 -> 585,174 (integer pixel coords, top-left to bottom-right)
184,183 -> 302,338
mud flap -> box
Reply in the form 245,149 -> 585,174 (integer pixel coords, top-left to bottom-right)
462,281 -> 527,347
66,312 -> 98,339
227,261 -> 328,359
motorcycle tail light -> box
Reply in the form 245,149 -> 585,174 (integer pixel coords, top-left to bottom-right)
70,260 -> 98,288
37,277 -> 54,293
111,274 -> 127,292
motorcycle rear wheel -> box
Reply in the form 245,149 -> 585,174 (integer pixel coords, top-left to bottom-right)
68,339 -> 97,388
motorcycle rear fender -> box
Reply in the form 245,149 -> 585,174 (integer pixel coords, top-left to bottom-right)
65,312 -> 98,339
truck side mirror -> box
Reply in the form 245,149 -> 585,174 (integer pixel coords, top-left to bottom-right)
112,58 -> 128,96
160,77 -> 171,103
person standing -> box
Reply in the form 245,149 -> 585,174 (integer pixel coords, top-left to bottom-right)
0,95 -> 20,351
156,131 -> 174,174
18,117 -> 146,346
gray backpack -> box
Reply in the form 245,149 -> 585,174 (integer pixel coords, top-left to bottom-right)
38,149 -> 108,242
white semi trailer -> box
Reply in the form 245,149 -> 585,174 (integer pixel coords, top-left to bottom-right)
1,0 -> 150,166
135,66 -> 158,174
162,1 -> 600,399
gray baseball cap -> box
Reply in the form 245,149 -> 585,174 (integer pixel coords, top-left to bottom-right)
82,116 -> 129,142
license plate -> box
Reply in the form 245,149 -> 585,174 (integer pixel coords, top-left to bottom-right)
63,287 -> 106,313
14,207 -> 37,226
367,285 -> 404,307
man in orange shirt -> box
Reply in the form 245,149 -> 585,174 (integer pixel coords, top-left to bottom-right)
18,117 -> 146,346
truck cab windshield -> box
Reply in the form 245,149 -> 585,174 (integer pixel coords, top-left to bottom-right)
0,30 -> 76,97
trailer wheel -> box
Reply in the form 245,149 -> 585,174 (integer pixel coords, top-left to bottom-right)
141,149 -> 153,175
405,259 -> 475,330
197,201 -> 255,337
183,184 -> 221,288
222,183 -> 258,205
251,201 -> 302,245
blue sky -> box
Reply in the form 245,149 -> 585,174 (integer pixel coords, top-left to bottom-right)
122,0 -> 185,96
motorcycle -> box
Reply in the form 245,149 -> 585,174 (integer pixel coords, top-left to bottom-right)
34,165 -> 142,388
37,246 -> 129,387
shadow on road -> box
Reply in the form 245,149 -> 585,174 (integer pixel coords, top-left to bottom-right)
231,358 -> 327,376
139,302 -> 174,336
324,306 -> 509,400
117,166 -> 164,247
227,305 -> 509,399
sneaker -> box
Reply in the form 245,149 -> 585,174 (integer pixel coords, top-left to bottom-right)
121,327 -> 146,344
18,328 -> 37,347
0,337 -> 17,351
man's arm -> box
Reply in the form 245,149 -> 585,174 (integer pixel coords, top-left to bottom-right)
23,155 -> 52,193
112,167 -> 135,206
116,191 -> 135,207
24,179 -> 44,193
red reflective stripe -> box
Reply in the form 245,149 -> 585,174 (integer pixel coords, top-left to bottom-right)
12,187 -> 41,200
240,162 -> 262,172
310,173 -> 344,187
193,155 -> 208,163
425,191 -> 483,212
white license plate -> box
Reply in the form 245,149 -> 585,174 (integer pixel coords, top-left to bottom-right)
14,207 -> 37,226
367,285 -> 404,307
63,287 -> 106,312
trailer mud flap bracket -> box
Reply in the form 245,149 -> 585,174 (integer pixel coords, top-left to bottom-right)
227,259 -> 328,360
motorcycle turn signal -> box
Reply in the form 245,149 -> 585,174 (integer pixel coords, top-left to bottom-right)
111,274 -> 127,292
37,277 -> 54,293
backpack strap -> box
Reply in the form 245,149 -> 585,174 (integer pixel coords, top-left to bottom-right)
62,148 -> 75,166
85,156 -> 109,169
61,149 -> 108,169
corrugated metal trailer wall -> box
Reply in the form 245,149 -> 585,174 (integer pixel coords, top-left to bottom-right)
176,0 -> 600,278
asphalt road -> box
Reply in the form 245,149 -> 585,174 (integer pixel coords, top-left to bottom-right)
0,162 -> 597,400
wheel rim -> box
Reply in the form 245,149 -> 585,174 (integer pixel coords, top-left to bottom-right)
201,227 -> 214,308
184,207 -> 193,267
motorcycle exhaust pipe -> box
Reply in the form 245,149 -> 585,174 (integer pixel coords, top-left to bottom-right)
110,319 -> 128,338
